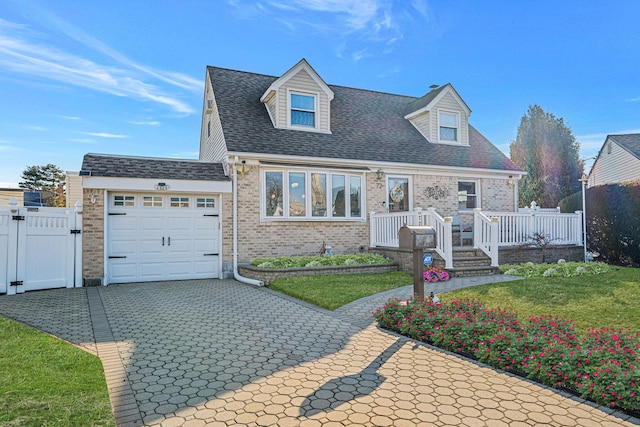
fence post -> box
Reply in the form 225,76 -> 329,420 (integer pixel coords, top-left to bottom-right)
490,216 -> 500,267
443,216 -> 453,269
414,207 -> 423,225
369,211 -> 377,247
73,201 -> 83,288
473,208 -> 482,248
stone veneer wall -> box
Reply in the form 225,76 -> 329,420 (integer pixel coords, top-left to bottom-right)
82,188 -> 105,286
498,245 -> 583,264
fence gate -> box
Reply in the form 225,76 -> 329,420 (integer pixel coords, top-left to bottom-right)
0,205 -> 82,295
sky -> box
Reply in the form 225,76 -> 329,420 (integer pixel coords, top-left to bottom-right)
1,0 -> 639,186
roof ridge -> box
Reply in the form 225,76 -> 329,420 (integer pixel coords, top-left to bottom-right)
85,153 -> 208,163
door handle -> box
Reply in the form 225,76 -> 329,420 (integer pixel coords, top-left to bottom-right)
162,237 -> 165,246
168,237 -> 171,246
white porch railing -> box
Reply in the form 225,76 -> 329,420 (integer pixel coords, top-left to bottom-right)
370,207 -> 583,268
370,207 -> 453,269
483,210 -> 583,246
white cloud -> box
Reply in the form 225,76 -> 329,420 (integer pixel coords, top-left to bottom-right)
233,1 -> 432,59
128,121 -> 161,126
82,132 -> 129,139
0,11 -> 198,114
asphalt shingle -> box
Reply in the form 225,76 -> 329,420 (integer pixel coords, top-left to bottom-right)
81,153 -> 229,181
208,66 -> 523,172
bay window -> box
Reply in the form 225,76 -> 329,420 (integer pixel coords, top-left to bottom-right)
263,168 -> 364,220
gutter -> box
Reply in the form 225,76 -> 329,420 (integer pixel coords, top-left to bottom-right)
232,156 -> 264,287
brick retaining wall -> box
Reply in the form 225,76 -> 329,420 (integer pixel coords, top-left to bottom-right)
238,263 -> 398,286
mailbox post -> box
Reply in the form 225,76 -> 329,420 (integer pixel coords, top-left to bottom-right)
398,225 -> 436,299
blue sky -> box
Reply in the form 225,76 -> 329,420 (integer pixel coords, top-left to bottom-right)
1,0 -> 639,186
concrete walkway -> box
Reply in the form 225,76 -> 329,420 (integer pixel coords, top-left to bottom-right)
0,278 -> 638,427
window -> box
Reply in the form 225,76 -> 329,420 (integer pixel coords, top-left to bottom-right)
288,172 -> 306,216
207,120 -> 211,138
143,196 -> 163,207
290,93 -> 315,127
387,177 -> 410,212
439,111 -> 458,142
607,143 -> 612,154
170,197 -> 189,208
265,172 -> 283,217
113,195 -> 135,207
458,181 -> 478,209
196,197 -> 215,208
311,173 -> 327,217
263,169 -> 364,220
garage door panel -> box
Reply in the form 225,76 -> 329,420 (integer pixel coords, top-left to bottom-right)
140,217 -> 164,232
107,193 -> 220,284
194,258 -> 217,275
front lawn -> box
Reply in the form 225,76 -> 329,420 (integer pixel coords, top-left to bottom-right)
268,271 -> 411,310
0,316 -> 114,427
445,265 -> 640,333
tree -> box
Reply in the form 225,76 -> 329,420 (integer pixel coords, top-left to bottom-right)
19,164 -> 66,207
509,105 -> 583,208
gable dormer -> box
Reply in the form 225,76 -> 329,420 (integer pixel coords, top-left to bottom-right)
260,59 -> 334,134
404,83 -> 472,146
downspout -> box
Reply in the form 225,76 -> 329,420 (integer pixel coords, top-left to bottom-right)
232,156 -> 264,286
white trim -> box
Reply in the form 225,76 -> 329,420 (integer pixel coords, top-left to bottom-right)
457,179 -> 480,211
260,59 -> 334,103
259,166 -> 367,222
437,109 -> 462,144
227,151 -> 525,179
83,177 -> 231,193
404,84 -> 471,120
287,88 -> 320,131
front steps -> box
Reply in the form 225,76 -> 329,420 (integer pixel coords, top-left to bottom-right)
436,247 -> 499,277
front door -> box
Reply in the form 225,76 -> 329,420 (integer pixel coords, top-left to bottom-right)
387,176 -> 410,212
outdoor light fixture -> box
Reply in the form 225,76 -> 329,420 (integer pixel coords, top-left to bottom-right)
376,168 -> 385,180
237,160 -> 251,176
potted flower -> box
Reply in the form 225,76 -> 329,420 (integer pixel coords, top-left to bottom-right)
423,266 -> 450,283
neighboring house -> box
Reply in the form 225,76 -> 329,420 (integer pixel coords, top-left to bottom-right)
587,134 -> 640,188
66,171 -> 84,208
80,59 -> 524,286
0,187 -> 24,206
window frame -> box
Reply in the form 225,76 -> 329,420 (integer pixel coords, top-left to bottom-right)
288,89 -> 318,130
438,109 -> 460,143
457,180 -> 480,210
261,167 -> 365,221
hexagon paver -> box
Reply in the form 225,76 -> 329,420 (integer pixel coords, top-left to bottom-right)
1,278 -> 639,427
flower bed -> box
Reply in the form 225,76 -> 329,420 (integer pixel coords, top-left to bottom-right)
374,297 -> 640,412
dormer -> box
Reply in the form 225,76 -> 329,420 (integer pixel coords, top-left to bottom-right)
260,59 -> 334,134
404,83 -> 472,146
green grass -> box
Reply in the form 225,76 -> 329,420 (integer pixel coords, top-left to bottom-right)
0,316 -> 114,427
445,266 -> 640,333
268,271 -> 412,310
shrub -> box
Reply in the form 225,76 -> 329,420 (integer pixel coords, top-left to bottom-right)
374,297 -> 640,411
252,253 -> 392,269
499,261 -> 612,278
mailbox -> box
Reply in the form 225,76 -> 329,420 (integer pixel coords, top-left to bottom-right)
398,225 -> 436,249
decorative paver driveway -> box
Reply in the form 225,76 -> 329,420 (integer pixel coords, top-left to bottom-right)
1,279 -> 638,426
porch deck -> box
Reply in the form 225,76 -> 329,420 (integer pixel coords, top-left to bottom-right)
370,207 -> 583,269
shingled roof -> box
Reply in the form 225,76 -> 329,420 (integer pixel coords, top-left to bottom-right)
82,153 -> 229,181
609,134 -> 640,159
208,66 -> 522,172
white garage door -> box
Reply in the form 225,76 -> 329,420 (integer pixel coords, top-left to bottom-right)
107,193 -> 220,284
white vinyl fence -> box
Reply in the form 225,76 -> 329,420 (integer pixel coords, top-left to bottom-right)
0,202 -> 82,295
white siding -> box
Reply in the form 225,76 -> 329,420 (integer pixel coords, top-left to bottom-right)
589,141 -> 640,187
274,69 -> 331,133
65,173 -> 83,208
432,92 -> 469,145
199,76 -> 228,162
408,111 -> 431,140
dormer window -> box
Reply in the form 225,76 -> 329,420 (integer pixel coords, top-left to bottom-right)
290,92 -> 316,128
439,111 -> 459,142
